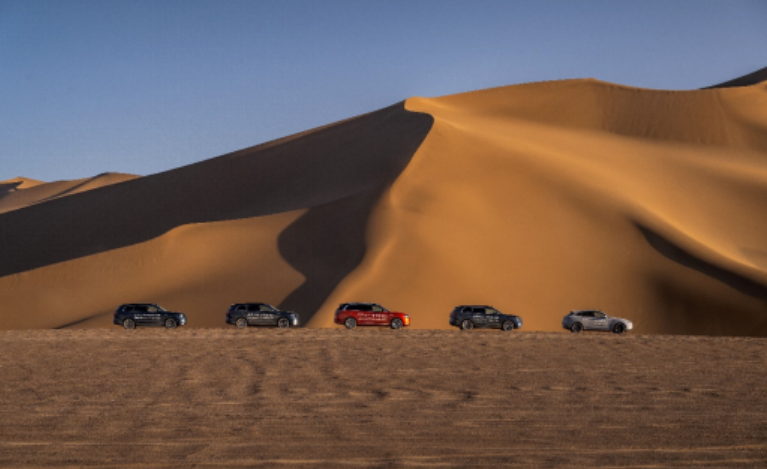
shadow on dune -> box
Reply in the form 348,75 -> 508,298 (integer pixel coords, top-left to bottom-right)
0,102 -> 432,279
704,66 -> 767,89
277,189 -> 381,324
637,224 -> 767,300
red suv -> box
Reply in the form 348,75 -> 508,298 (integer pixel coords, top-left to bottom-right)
334,302 -> 410,330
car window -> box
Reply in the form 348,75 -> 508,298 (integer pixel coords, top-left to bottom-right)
580,311 -> 593,318
471,307 -> 483,314
259,304 -> 274,312
593,311 -> 606,318
246,304 -> 260,312
147,306 -> 158,313
372,305 -> 384,312
485,308 -> 498,315
354,304 -> 371,312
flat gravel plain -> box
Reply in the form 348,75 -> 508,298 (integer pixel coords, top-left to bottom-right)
0,329 -> 765,468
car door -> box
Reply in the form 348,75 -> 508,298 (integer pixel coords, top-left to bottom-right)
471,307 -> 487,326
371,304 -> 389,325
247,304 -> 267,325
579,311 -> 595,330
591,311 -> 610,331
260,304 -> 279,325
132,305 -> 150,325
146,305 -> 163,325
485,308 -> 502,328
354,304 -> 373,325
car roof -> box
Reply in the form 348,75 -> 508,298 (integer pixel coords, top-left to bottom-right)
570,309 -> 603,314
456,305 -> 493,308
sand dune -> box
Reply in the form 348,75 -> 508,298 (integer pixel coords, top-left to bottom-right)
2,71 -> 767,335
312,78 -> 767,336
0,103 -> 432,328
0,172 -> 138,214
0,176 -> 44,191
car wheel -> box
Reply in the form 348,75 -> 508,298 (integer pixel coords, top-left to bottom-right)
612,323 -> 626,334
123,318 -> 135,330
344,317 -> 357,330
460,319 -> 473,331
570,322 -> 583,333
501,321 -> 514,332
165,318 -> 177,329
235,317 -> 248,329
390,318 -> 403,330
277,318 -> 290,328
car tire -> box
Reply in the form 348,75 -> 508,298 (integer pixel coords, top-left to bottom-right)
235,317 -> 248,329
277,318 -> 290,328
612,323 -> 626,334
165,318 -> 177,329
123,318 -> 135,330
344,317 -> 357,330
501,321 -> 514,332
390,318 -> 403,330
570,322 -> 583,333
460,319 -> 473,331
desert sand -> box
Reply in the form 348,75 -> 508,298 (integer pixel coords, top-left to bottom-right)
0,329 -> 765,468
0,173 -> 138,214
1,73 -> 767,335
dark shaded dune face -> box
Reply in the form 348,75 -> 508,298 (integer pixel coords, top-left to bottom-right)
276,189 -> 383,323
0,103 -> 433,279
704,66 -> 767,89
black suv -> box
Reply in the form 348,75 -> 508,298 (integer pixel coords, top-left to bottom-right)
113,304 -> 187,329
449,305 -> 522,331
226,303 -> 299,328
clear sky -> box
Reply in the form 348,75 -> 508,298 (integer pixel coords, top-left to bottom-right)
2,0 -> 766,181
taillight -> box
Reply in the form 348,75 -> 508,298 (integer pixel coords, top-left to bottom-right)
113,309 -> 119,317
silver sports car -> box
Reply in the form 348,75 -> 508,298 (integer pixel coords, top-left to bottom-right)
562,310 -> 633,334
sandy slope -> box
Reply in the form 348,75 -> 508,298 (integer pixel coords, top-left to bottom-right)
313,79 -> 767,335
0,173 -> 138,214
0,211 -> 305,329
0,329 -> 765,468
0,176 -> 44,190
0,103 -> 432,329
2,74 -> 767,335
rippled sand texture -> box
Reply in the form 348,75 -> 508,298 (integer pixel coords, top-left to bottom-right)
0,329 -> 765,467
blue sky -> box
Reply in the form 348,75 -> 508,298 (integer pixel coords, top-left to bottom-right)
1,0 -> 766,181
